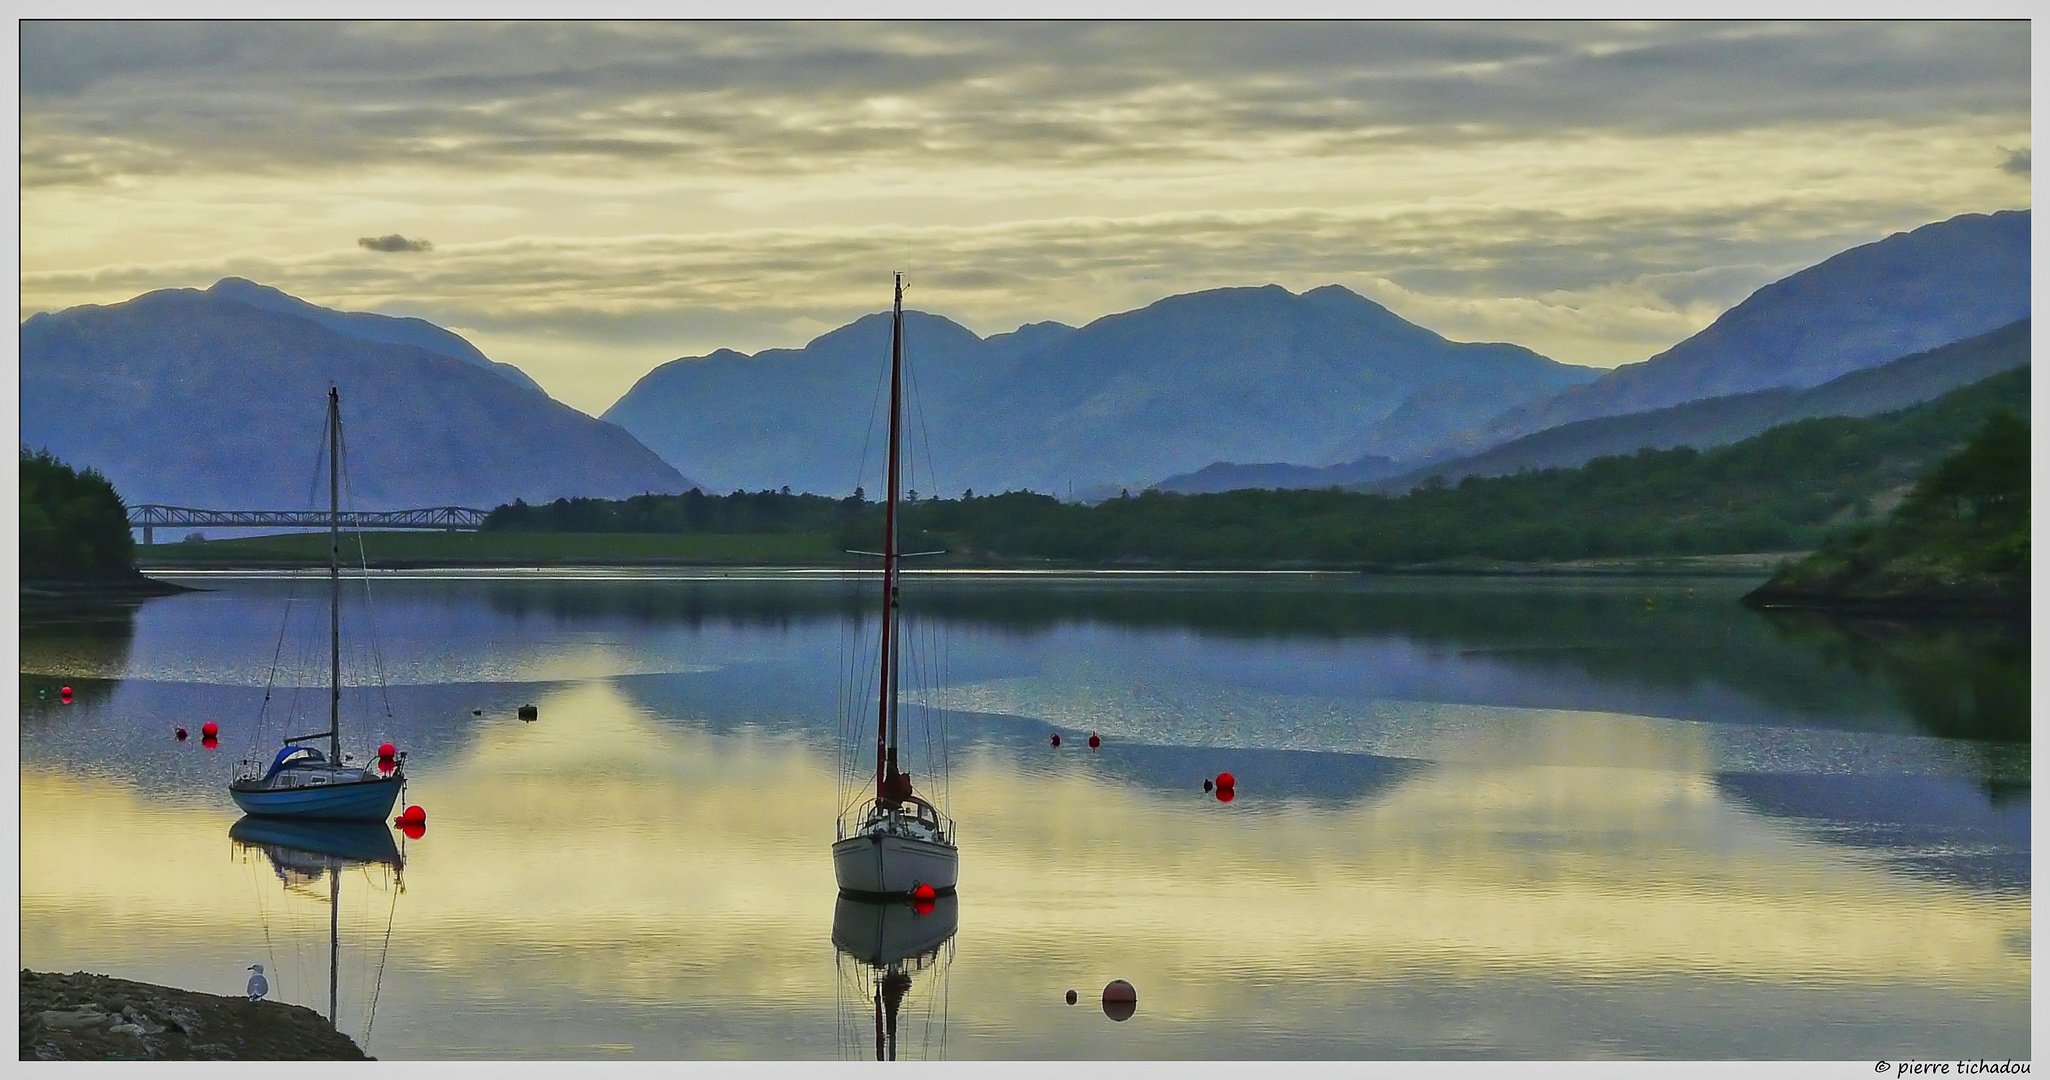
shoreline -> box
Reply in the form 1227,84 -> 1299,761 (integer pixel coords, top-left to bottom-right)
133,552 -> 1795,578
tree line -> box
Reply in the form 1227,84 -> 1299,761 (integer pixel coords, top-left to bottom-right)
483,366 -> 2026,568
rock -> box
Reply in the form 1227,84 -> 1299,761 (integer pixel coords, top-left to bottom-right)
19,969 -> 367,1061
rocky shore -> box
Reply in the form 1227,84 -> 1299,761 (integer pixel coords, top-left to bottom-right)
20,970 -> 369,1061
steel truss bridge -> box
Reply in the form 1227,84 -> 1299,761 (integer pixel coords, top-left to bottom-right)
129,504 -> 489,545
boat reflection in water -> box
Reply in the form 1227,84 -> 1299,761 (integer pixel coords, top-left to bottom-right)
832,893 -> 958,1061
228,817 -> 406,1034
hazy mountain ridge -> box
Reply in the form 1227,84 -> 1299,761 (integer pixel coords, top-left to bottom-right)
1356,319 -> 2030,494
1433,209 -> 2030,457
20,287 -> 691,509
604,283 -> 1598,497
205,277 -> 550,397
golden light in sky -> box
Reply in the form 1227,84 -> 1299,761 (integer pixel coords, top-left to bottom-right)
17,20 -> 2031,415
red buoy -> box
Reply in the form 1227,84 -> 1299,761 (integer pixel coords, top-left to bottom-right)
1050,733 -> 1061,747
1215,785 -> 1234,803
376,757 -> 397,774
59,686 -> 73,704
377,742 -> 397,760
175,727 -> 188,741
397,805 -> 426,826
201,736 -> 219,751
60,685 -> 72,696
1215,771 -> 1235,790
1088,734 -> 1101,749
911,882 -> 936,901
398,820 -> 426,840
912,898 -> 936,916
201,721 -> 219,738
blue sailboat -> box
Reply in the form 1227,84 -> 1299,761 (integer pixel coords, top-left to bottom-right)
229,387 -> 407,822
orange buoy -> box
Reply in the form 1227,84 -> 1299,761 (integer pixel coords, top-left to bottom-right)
1102,979 -> 1137,1022
201,721 -> 219,738
1088,733 -> 1101,749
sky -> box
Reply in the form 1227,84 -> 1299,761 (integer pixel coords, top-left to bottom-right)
17,20 -> 2033,416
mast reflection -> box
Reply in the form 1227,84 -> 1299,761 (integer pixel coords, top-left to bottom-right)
832,893 -> 957,1061
228,817 -> 405,1029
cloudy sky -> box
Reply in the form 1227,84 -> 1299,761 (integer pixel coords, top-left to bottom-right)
18,20 -> 2031,415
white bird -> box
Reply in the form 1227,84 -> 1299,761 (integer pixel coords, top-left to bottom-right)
246,964 -> 268,1001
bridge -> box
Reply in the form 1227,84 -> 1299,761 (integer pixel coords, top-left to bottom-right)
129,505 -> 490,545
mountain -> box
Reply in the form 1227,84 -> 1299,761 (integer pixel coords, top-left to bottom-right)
19,285 -> 691,509
1432,209 -> 2030,457
205,277 -> 550,396
603,283 -> 1599,496
1361,318 -> 2031,494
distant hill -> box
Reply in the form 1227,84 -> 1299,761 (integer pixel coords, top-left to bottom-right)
1152,455 -> 1405,495
603,283 -> 1598,496
1362,319 -> 2031,494
1432,209 -> 2030,457
20,286 -> 692,509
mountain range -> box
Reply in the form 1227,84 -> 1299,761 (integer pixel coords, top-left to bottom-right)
18,207 -> 2028,514
603,283 -> 1599,497
19,282 -> 690,510
1161,209 -> 2031,494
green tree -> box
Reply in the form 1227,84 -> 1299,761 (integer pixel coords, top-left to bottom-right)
21,448 -> 137,580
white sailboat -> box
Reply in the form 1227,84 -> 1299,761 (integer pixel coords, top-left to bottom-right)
831,274 -> 960,898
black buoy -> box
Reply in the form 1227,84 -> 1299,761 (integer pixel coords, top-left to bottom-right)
1202,778 -> 1213,792
1050,733 -> 1061,747
1065,990 -> 1078,1005
1102,980 -> 1137,1022
518,704 -> 539,721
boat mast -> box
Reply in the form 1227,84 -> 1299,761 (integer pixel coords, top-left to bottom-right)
328,386 -> 342,764
876,274 -> 905,805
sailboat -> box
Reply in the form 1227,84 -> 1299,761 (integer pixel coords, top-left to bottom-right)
832,893 -> 958,1061
229,816 -> 404,1034
230,387 -> 408,822
831,274 -> 959,898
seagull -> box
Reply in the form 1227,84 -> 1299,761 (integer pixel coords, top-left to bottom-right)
246,964 -> 268,1001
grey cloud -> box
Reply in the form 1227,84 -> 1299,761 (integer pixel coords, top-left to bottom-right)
18,21 -> 2028,184
2001,147 -> 2030,176
358,234 -> 432,252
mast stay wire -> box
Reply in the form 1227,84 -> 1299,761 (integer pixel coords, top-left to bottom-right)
335,414 -> 399,740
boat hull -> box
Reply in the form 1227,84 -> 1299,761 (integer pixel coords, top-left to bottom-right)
832,893 -> 959,967
229,773 -> 405,822
833,832 -> 959,897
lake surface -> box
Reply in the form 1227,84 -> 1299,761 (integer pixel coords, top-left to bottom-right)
18,570 -> 2029,1059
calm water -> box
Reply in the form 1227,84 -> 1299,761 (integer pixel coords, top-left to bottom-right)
18,570 -> 2029,1059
